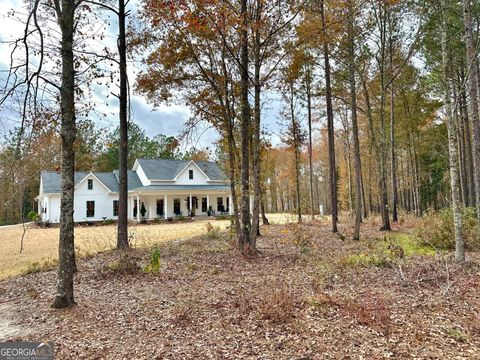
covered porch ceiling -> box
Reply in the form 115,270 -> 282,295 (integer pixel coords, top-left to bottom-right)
128,184 -> 230,194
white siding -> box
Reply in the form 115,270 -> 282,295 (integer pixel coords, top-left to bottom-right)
45,175 -> 119,223
38,196 -> 50,222
40,161 -> 232,223
73,193 -> 118,222
73,175 -> 117,222
175,163 -> 209,185
49,195 -> 61,223
135,165 -> 151,186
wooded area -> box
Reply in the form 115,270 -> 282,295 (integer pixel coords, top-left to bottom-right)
1,1 -> 480,356
0,0 -> 479,339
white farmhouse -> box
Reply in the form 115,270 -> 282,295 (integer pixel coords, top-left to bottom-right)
37,158 -> 232,223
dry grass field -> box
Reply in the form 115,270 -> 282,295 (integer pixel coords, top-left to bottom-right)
0,213 -> 294,281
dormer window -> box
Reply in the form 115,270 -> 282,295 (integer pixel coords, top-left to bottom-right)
189,170 -> 194,180
88,179 -> 93,190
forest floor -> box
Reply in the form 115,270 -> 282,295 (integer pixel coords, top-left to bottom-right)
0,213 -> 293,280
1,215 -> 480,359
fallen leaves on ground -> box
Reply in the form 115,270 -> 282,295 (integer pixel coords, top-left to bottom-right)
1,215 -> 479,359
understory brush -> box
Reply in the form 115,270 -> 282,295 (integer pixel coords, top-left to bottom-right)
340,234 -> 435,269
143,246 -> 161,273
205,222 -> 221,240
107,252 -> 140,275
414,208 -> 480,250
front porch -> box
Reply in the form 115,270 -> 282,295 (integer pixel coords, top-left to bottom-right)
128,191 -> 233,221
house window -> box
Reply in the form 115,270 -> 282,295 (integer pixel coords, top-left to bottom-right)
226,197 -> 230,212
202,197 -> 207,212
189,169 -> 194,180
86,201 -> 95,217
87,179 -> 93,190
217,197 -> 224,212
113,200 -> 119,216
156,199 -> 164,216
174,198 -> 181,215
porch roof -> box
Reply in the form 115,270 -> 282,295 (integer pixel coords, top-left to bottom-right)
130,184 -> 230,193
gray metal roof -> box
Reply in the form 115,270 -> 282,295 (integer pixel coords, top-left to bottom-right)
131,184 -> 231,192
93,172 -> 119,192
40,159 -> 228,194
112,170 -> 143,191
41,171 -> 119,193
136,158 -> 228,181
195,160 -> 229,181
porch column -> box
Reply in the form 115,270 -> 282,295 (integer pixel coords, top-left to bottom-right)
46,196 -> 50,222
164,194 -> 168,220
189,194 -> 192,217
229,194 -> 233,215
206,194 -> 210,215
136,194 -> 140,222
130,196 -> 133,219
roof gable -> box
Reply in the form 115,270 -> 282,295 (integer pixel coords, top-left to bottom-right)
41,171 -> 119,193
75,172 -> 114,193
135,158 -> 228,182
39,160 -> 228,194
173,160 -> 210,181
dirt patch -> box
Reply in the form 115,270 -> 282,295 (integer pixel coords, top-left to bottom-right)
0,304 -> 24,341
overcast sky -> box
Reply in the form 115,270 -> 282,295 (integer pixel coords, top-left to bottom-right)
0,0 -> 291,151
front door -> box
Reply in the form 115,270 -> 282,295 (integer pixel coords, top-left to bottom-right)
217,197 -> 224,213
191,197 -> 197,216
186,197 -> 198,216
156,199 -> 164,216
174,198 -> 181,215
133,199 -> 138,218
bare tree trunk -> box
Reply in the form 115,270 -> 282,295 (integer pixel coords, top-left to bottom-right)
227,120 -> 241,235
377,2 -> 391,231
460,82 -> 475,207
389,34 -> 398,223
117,0 -> 129,249
53,0 -> 76,309
239,0 -> 252,254
403,90 -> 422,217
348,0 -> 363,240
306,68 -> 315,220
250,3 -> 262,243
361,170 -> 368,219
321,0 -> 338,232
368,146 -> 374,213
442,0 -> 464,262
463,0 -> 480,219
343,139 -> 353,212
290,83 -> 302,222
218,45 -> 241,235
454,84 -> 468,206
360,69 -> 388,227
413,139 -> 422,216
260,184 -> 269,225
